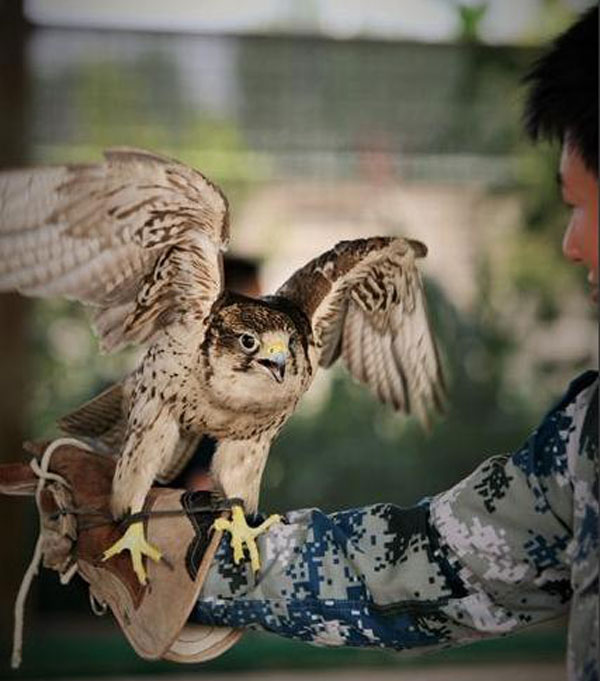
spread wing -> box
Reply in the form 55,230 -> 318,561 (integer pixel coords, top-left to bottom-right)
276,237 -> 446,426
0,148 -> 229,352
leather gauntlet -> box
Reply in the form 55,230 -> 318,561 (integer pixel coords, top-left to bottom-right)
0,439 -> 242,667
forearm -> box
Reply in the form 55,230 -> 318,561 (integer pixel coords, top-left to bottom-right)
193,456 -> 573,649
193,499 -> 514,650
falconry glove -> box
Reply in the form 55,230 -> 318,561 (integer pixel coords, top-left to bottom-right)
0,438 -> 242,668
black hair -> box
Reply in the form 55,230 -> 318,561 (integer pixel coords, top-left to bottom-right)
523,5 -> 598,173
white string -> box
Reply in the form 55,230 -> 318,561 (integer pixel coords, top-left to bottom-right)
30,459 -> 72,489
89,590 -> 108,616
59,561 -> 79,586
11,437 -> 91,669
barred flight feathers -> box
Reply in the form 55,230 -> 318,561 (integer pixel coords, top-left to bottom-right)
277,237 -> 445,425
0,148 -> 229,352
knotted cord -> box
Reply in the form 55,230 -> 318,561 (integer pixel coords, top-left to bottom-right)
11,437 -> 92,670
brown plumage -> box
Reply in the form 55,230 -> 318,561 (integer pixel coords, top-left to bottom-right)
0,148 -> 446,579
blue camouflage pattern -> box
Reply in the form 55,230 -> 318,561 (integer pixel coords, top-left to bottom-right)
194,371 -> 599,680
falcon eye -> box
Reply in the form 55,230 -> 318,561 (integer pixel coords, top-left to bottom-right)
239,333 -> 259,354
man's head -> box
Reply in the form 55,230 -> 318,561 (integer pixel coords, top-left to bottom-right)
524,6 -> 598,301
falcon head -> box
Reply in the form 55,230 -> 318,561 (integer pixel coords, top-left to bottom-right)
201,293 -> 312,411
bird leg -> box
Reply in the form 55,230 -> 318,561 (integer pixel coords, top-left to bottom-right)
102,520 -> 162,585
213,503 -> 281,573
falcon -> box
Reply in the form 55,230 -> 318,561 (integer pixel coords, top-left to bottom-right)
0,148 -> 445,584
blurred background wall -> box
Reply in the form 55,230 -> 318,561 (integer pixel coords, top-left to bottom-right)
0,0 -> 597,678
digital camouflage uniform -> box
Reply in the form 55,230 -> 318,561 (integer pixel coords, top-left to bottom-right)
194,371 -> 599,681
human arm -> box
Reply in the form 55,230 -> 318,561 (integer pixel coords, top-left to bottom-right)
192,372 -> 598,659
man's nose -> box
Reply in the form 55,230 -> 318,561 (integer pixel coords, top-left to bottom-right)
562,221 -> 581,262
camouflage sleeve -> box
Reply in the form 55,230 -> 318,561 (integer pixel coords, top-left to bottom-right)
193,372 -> 598,669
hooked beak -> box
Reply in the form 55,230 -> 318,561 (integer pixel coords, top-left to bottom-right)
256,344 -> 288,384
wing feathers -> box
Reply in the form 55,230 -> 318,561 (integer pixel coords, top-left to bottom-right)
0,148 -> 229,351
380,333 -> 407,411
58,382 -> 128,452
341,301 -> 364,382
278,237 -> 445,425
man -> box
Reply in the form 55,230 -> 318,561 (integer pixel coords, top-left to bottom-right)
189,6 -> 598,678
1,6 -> 597,680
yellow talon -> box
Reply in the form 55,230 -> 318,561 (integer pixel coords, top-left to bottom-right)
213,505 -> 281,573
102,521 -> 162,585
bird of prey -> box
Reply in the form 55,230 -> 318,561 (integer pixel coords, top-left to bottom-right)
0,148 -> 445,584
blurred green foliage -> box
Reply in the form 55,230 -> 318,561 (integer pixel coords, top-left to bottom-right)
457,3 -> 489,43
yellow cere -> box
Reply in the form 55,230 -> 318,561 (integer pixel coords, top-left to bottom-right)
266,341 -> 287,355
